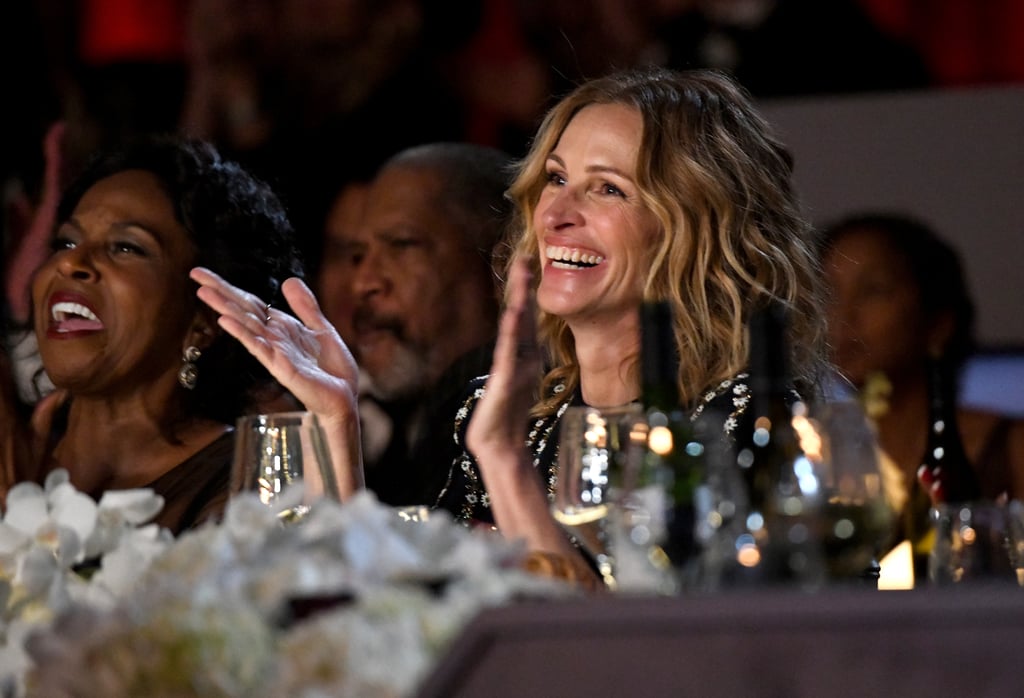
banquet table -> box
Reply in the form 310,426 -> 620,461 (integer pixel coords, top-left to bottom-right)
418,585 -> 1024,697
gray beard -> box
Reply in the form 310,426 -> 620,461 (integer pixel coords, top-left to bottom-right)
367,340 -> 432,402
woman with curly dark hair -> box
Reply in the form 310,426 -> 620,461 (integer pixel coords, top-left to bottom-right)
23,135 -> 316,533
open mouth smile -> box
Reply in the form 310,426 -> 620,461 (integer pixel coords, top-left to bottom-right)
546,245 -> 604,270
48,296 -> 105,334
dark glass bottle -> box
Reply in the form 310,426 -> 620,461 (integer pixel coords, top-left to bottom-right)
637,301 -> 704,573
733,302 -> 824,588
912,356 -> 982,582
918,356 -> 981,505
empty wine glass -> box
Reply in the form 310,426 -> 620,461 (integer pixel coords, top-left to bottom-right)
231,411 -> 340,522
551,404 -> 645,586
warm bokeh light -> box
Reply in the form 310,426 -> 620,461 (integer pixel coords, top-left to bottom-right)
648,425 -> 674,456
878,540 -> 915,590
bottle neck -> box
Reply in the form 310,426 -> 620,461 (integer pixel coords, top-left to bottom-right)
924,356 -> 965,455
925,356 -> 960,429
747,302 -> 794,412
640,301 -> 680,412
922,355 -> 980,502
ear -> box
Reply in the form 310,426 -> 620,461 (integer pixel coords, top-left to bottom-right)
926,309 -> 956,359
183,307 -> 219,352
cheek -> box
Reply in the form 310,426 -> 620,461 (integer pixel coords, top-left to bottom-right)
855,304 -> 923,358
619,222 -> 658,281
533,191 -> 554,225
319,269 -> 351,305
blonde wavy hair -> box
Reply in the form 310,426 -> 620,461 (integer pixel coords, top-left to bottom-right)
502,67 -> 826,416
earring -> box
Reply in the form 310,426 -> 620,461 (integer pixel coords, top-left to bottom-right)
178,346 -> 202,390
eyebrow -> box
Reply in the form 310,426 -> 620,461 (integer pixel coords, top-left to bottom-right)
545,153 -> 635,181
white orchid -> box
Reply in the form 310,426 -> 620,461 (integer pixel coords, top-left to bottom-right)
3,482 -> 577,698
0,470 -> 168,696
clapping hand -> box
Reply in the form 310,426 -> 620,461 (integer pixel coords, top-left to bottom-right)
190,267 -> 364,496
465,258 -> 542,462
464,259 -> 583,560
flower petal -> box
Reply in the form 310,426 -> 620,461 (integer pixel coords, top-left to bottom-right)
96,489 -> 164,524
0,522 -> 31,556
49,483 -> 98,544
3,483 -> 48,534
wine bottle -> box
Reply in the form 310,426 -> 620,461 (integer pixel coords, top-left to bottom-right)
611,302 -> 704,593
732,301 -> 824,588
918,356 -> 980,504
639,302 -> 704,567
912,355 -> 981,583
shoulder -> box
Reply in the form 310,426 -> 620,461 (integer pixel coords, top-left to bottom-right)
149,430 -> 234,535
689,372 -> 752,437
960,407 -> 1024,497
453,375 -> 491,446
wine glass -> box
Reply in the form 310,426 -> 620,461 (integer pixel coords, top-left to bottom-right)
929,499 -> 1024,587
231,411 -> 340,522
551,404 -> 645,586
803,399 -> 898,584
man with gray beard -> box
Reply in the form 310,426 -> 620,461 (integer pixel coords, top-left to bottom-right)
317,142 -> 512,506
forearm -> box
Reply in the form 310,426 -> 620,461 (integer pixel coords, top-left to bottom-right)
475,446 -> 578,559
319,411 -> 365,500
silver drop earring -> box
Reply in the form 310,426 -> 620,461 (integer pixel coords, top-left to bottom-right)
178,346 -> 202,390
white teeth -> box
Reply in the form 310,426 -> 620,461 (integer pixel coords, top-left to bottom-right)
51,301 -> 100,322
545,245 -> 604,266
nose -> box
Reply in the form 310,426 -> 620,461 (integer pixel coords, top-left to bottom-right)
540,185 -> 585,231
350,244 -> 390,299
56,243 -> 99,282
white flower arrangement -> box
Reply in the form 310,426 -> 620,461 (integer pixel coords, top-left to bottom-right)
0,473 -> 576,697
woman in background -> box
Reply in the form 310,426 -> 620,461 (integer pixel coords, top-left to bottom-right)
821,212 -> 1024,541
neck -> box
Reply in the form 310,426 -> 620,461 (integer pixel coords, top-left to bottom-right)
52,394 -> 227,495
570,314 -> 641,408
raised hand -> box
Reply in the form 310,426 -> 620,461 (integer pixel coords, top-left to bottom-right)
464,259 -> 581,561
190,267 -> 364,496
5,122 -> 65,323
465,258 -> 542,461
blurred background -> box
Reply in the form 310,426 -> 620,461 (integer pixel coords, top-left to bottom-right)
3,0 -> 1023,409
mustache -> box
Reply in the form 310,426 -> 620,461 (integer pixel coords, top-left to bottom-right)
352,307 -> 405,340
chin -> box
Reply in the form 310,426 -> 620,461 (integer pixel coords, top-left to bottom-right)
536,289 -> 583,319
366,344 -> 431,402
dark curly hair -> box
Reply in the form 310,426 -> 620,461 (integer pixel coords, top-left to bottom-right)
54,135 -> 305,425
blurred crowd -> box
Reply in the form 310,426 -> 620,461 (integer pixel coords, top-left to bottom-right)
5,0 -> 1024,274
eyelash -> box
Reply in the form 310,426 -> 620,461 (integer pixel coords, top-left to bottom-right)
546,171 -> 566,186
49,235 -> 74,252
112,241 -> 147,256
544,171 -> 626,198
47,236 -> 148,258
387,238 -> 420,250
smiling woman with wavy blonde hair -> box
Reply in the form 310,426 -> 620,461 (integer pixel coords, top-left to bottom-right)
504,67 -> 825,417
434,67 -> 826,573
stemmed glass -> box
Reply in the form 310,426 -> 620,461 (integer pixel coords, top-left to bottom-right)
551,404 -> 645,587
803,399 -> 899,583
930,499 -> 1024,586
231,411 -> 340,522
